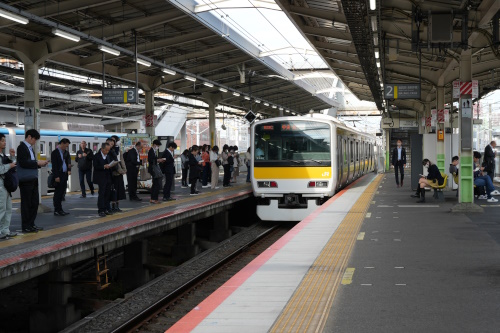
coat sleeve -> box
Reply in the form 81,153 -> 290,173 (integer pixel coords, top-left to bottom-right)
17,144 -> 38,169
93,154 -> 104,170
0,158 -> 12,175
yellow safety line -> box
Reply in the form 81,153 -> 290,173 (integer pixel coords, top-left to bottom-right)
1,184 -> 249,249
269,174 -> 382,333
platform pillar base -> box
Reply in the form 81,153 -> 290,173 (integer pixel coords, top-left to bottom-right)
450,202 -> 484,213
31,267 -> 80,333
118,240 -> 150,291
209,211 -> 232,242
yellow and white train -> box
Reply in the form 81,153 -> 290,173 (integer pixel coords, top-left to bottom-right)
250,114 -> 381,221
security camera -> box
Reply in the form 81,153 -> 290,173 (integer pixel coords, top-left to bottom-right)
221,124 -> 226,130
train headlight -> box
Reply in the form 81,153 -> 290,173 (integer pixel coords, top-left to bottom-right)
308,181 -> 328,188
258,181 -> 278,188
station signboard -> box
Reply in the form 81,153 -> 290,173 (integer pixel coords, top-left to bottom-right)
102,88 -> 138,104
384,83 -> 421,99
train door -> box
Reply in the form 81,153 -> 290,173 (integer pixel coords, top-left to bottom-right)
348,139 -> 353,182
343,138 -> 348,184
337,135 -> 342,189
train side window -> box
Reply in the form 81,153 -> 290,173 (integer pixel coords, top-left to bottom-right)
39,141 -> 45,155
48,142 -> 53,154
350,141 -> 353,163
71,144 -> 77,154
356,142 -> 359,161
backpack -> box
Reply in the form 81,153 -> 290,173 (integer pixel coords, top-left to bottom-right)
1,154 -> 18,194
228,155 -> 234,166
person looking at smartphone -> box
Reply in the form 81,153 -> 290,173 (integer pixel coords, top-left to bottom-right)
411,159 -> 444,203
75,140 -> 94,198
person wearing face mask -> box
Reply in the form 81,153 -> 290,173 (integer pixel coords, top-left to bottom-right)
391,139 -> 406,188
411,159 -> 444,203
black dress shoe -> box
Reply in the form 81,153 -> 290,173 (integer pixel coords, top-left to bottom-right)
91,191 -> 95,196
163,197 -> 176,201
98,212 -> 107,217
62,210 -> 70,215
54,211 -> 65,216
22,227 -> 38,233
80,195 -> 86,198
33,225 -> 44,231
410,194 -> 420,198
105,210 -> 113,215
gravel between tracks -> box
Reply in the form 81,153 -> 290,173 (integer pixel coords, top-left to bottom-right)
63,223 -> 275,333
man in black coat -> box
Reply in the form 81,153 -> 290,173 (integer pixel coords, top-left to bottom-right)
161,142 -> 177,201
51,138 -> 71,216
484,141 -> 497,182
126,141 -> 143,201
188,145 -> 203,195
75,140 -> 94,198
93,143 -> 113,217
17,129 -> 48,233
392,139 -> 406,187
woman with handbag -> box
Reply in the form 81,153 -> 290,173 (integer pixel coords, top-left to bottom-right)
210,145 -> 221,190
148,140 -> 166,204
108,138 -> 127,212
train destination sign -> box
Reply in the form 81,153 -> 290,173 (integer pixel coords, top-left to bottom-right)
102,88 -> 137,104
384,83 -> 421,100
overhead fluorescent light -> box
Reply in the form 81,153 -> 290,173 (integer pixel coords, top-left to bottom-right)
80,88 -> 93,92
0,8 -> 29,25
272,105 -> 277,109
52,28 -> 80,42
219,87 -> 228,92
232,92 -> 240,96
371,16 -> 377,32
255,99 -> 261,103
50,82 -> 66,87
373,34 -> 378,46
136,58 -> 151,67
184,75 -> 196,82
244,96 -> 251,100
376,60 -> 381,68
370,0 -> 376,10
375,50 -> 380,58
13,75 -> 24,80
279,107 -> 284,111
162,68 -> 176,75
98,45 -> 120,56
203,82 -> 214,87
264,102 -> 269,106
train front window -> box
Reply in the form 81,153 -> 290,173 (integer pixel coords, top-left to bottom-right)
254,121 -> 331,166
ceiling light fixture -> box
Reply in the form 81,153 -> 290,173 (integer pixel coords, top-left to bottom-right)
376,60 -> 381,68
279,107 -> 284,111
375,50 -> 380,58
373,34 -> 378,46
370,0 -> 376,10
264,102 -> 269,106
80,88 -> 94,92
272,105 -> 277,109
184,75 -> 196,82
371,16 -> 377,32
203,82 -> 214,87
136,58 -> 151,67
244,96 -> 251,100
232,92 -> 240,96
98,45 -> 120,56
49,82 -> 66,87
162,68 -> 176,75
219,87 -> 228,92
0,8 -> 29,25
52,28 -> 80,42
255,99 -> 261,103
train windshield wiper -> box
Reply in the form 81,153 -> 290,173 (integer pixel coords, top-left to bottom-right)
285,159 -> 302,164
305,159 -> 323,164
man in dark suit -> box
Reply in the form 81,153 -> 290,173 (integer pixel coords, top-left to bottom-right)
161,142 -> 177,201
75,140 -> 94,198
51,138 -> 71,216
484,141 -> 497,182
93,143 -> 113,217
126,141 -> 143,201
392,139 -> 406,188
17,129 -> 48,233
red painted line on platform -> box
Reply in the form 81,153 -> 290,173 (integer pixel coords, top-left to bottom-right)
0,190 -> 252,268
166,175 -> 370,333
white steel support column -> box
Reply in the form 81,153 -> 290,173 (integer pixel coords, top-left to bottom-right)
209,103 -> 216,147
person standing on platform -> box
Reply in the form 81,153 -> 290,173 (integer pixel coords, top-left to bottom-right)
93,143 -> 113,217
75,141 -> 94,198
148,140 -> 165,204
245,147 -> 252,183
17,129 -> 48,233
201,144 -> 211,188
392,139 -> 406,188
210,145 -> 220,190
188,145 -> 203,195
221,144 -> 231,187
108,138 -> 127,212
180,149 -> 189,188
0,133 -> 17,238
484,141 -> 497,183
162,142 -> 177,201
126,141 -> 143,201
51,138 -> 71,216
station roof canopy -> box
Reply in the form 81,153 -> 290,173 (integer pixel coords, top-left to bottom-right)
0,0 -> 342,123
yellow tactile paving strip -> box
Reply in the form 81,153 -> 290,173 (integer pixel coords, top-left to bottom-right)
0,183 -> 249,249
269,174 -> 382,333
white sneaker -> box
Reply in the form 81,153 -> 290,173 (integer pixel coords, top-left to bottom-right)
214,187 -> 220,189
490,190 -> 500,196
202,185 -> 210,188
478,195 -> 488,199
487,197 -> 498,203
181,186 -> 188,188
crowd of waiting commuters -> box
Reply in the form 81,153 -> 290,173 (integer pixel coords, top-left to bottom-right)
0,130 -> 253,238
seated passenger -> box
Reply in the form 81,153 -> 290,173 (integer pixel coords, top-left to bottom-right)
473,151 -> 498,202
449,156 -> 459,197
411,159 -> 444,203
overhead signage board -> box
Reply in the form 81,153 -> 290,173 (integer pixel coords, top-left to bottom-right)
102,88 -> 137,104
384,83 -> 421,99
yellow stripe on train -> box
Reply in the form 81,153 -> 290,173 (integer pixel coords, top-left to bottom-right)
254,167 -> 332,179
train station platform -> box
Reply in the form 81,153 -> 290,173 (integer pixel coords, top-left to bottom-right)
0,177 -> 252,290
167,172 -> 500,333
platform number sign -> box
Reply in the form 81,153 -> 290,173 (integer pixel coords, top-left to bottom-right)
384,83 -> 421,99
102,88 -> 138,104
